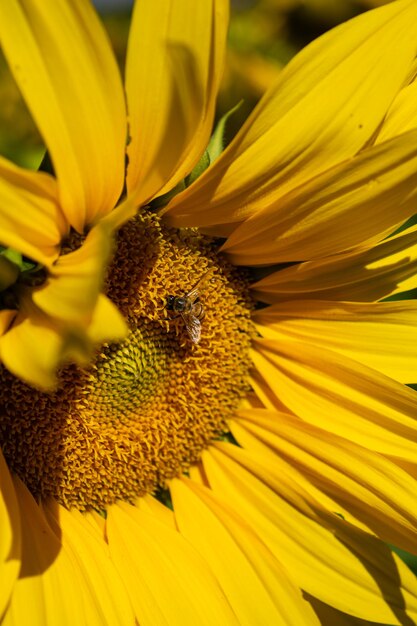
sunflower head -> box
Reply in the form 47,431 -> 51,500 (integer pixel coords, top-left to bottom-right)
1,0 -> 417,625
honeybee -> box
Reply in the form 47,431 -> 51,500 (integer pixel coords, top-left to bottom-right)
166,270 -> 213,344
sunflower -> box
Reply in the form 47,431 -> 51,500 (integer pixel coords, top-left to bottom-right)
1,0 -> 417,624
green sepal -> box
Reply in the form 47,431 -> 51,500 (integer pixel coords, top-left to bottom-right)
150,101 -> 243,209
207,100 -> 243,163
185,150 -> 210,187
150,179 -> 186,210
0,248 -> 37,273
184,100 -> 243,188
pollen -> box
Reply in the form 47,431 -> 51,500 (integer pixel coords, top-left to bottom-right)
0,211 -> 254,511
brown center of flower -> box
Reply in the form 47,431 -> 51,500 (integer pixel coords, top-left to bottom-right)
0,211 -> 254,511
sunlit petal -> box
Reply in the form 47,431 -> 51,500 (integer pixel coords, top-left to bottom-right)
0,0 -> 126,231
33,223 -> 116,324
203,445 -> 417,624
0,308 -> 90,390
84,294 -> 127,346
2,478 -> 92,626
0,452 -> 21,622
232,410 -> 417,553
171,476 -> 318,626
0,156 -> 65,266
377,76 -> 417,142
307,597 -> 389,626
251,339 -> 417,461
252,224 -> 417,303
221,129 -> 417,265
107,501 -> 238,626
42,503 -> 135,626
135,495 -> 176,529
163,0 -> 417,231
125,0 -> 228,204
254,300 -> 417,383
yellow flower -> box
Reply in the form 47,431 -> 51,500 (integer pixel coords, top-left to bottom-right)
1,0 -> 417,625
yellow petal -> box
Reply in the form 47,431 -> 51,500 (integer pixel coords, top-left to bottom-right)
251,339 -> 417,462
2,477 -> 92,626
0,452 -> 21,622
106,501 -> 238,626
251,224 -> 417,304
232,409 -> 417,554
163,0 -> 417,230
1,264 -> 126,389
42,503 -> 135,626
254,300 -> 417,383
221,129 -> 417,265
125,0 -> 228,204
33,223 -> 115,324
171,477 -> 315,626
0,156 -> 66,266
84,294 -> 127,346
230,416 -> 374,534
83,511 -> 106,539
0,311 -> 16,336
203,445 -> 417,624
0,311 -> 68,389
307,597 -> 387,626
0,308 -> 91,390
0,0 -> 126,231
377,76 -> 417,143
135,494 -> 176,529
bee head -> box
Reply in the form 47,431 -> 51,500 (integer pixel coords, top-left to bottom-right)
166,295 -> 176,310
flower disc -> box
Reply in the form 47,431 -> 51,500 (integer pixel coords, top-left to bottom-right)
0,212 -> 254,510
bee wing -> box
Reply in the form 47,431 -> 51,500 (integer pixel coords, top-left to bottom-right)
181,313 -> 202,344
186,269 -> 213,303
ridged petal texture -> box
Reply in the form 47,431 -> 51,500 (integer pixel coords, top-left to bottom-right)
170,478 -> 320,626
125,0 -> 229,205
0,0 -> 126,232
220,129 -> 417,265
1,0 -> 416,624
232,411 -> 417,555
42,503 -> 136,626
251,340 -> 417,462
0,157 -> 66,267
163,0 -> 417,235
251,225 -> 417,303
198,445 -> 417,624
2,478 -> 101,626
254,300 -> 417,383
107,501 -> 239,626
0,453 -> 21,623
